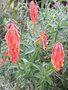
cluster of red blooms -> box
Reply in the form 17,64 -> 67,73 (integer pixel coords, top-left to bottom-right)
0,0 -> 64,72
35,31 -> 48,50
30,0 -> 64,71
35,30 -> 64,71
51,42 -> 64,71
5,20 -> 20,63
30,0 -> 38,24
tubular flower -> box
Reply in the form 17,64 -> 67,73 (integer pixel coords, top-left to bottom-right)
35,31 -> 48,50
30,0 -> 38,24
5,20 -> 20,63
51,42 -> 64,71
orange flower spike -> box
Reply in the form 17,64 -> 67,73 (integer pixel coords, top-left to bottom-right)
35,31 -> 48,50
51,42 -> 60,71
5,20 -> 20,63
30,0 -> 38,24
51,42 -> 64,71
30,0 -> 34,23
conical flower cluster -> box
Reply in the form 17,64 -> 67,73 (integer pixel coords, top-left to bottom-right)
5,20 -> 20,62
51,42 -> 64,71
35,31 -> 48,50
30,0 -> 38,24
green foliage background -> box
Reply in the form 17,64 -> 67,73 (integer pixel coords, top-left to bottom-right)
0,0 -> 68,90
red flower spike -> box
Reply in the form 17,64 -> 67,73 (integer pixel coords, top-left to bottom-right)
35,31 -> 48,50
30,0 -> 38,24
5,20 -> 20,63
51,42 -> 64,71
